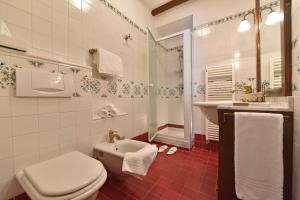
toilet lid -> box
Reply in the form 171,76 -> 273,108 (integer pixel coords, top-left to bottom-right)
23,151 -> 104,196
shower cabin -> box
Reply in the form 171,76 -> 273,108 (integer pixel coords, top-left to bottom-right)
147,29 -> 193,149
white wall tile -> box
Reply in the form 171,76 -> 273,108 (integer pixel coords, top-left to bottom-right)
32,15 -> 52,36
0,178 -> 17,200
39,130 -> 59,148
39,145 -> 60,161
32,0 -> 52,20
2,0 -> 31,13
293,2 -> 300,199
6,4 -> 31,29
60,112 -> 77,128
0,158 -> 14,180
0,117 -> 12,139
0,97 -> 11,117
0,139 -> 13,159
295,117 -> 300,146
53,0 -> 68,14
13,133 -> 39,156
38,113 -> 60,131
52,24 -> 68,56
59,98 -> 77,112
38,98 -> 59,114
32,32 -> 52,52
12,115 -> 38,136
69,0 -> 82,20
293,170 -> 300,200
52,9 -> 69,27
60,126 -> 76,142
14,152 -> 39,172
60,140 -> 77,154
11,98 -> 38,116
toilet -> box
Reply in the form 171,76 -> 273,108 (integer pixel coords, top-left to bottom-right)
16,151 -> 107,200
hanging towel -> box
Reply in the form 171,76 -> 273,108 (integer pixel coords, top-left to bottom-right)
122,145 -> 158,176
92,48 -> 123,77
235,112 -> 284,200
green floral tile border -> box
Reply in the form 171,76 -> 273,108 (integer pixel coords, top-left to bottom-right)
98,0 -> 279,38
193,1 -> 279,31
99,0 -> 147,35
0,60 -> 206,99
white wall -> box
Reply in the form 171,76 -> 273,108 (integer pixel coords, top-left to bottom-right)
292,0 -> 300,199
153,0 -> 254,28
0,0 -> 152,199
108,0 -> 154,29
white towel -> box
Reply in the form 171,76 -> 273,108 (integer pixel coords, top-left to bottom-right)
108,106 -> 119,117
93,48 -> 123,77
235,112 -> 284,200
95,109 -> 109,118
122,145 -> 158,176
103,104 -> 119,116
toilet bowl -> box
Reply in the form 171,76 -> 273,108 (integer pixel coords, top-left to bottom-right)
16,151 -> 107,200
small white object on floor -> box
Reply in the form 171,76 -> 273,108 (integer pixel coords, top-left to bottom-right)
122,144 -> 158,177
158,145 -> 168,153
166,147 -> 177,155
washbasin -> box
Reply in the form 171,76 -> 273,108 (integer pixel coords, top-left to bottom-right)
193,101 -> 271,125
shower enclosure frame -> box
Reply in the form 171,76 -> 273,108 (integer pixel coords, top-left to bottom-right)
147,29 -> 193,149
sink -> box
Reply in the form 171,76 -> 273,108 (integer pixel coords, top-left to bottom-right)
193,101 -> 271,125
193,101 -> 233,124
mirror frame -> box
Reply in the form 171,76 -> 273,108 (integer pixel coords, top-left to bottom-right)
256,0 -> 292,96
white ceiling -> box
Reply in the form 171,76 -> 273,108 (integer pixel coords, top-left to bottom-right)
140,0 -> 171,10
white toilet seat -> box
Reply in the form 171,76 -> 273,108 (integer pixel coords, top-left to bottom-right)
16,151 -> 107,200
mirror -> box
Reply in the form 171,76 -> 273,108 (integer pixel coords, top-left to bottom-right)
260,0 -> 282,90
257,0 -> 292,96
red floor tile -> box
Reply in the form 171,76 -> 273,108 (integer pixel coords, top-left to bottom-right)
98,145 -> 218,200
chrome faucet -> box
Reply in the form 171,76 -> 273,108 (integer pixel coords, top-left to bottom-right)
108,130 -> 121,143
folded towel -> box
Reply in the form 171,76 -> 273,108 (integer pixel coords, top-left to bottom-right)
92,48 -> 123,77
108,106 -> 119,117
95,109 -> 109,118
235,112 -> 284,200
122,145 -> 158,177
102,104 -> 120,116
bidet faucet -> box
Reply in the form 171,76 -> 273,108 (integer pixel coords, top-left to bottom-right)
108,130 -> 122,143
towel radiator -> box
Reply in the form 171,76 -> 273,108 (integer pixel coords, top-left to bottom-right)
205,64 -> 234,141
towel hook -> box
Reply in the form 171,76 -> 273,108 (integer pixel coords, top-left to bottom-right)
89,48 -> 98,55
124,34 -> 133,41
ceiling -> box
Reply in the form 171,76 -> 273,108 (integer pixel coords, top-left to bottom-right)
140,0 -> 171,10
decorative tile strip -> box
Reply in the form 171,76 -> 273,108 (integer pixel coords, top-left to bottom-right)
167,45 -> 183,52
99,0 -> 147,35
0,62 -> 15,89
193,1 -> 280,31
80,75 -> 101,94
157,43 -> 183,53
107,80 -> 118,95
157,43 -> 168,52
193,82 -> 205,97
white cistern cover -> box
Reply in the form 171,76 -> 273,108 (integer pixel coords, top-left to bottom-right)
23,151 -> 104,196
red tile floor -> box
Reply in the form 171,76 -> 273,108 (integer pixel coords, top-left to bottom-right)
97,146 -> 218,200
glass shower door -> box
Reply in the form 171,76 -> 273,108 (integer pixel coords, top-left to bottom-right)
147,29 -> 158,141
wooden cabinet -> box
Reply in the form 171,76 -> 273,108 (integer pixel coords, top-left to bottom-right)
217,109 -> 293,200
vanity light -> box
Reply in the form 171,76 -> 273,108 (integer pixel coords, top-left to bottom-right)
265,10 -> 281,25
238,18 -> 251,32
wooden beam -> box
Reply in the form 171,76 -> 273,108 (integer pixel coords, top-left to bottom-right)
151,0 -> 190,16
281,0 -> 292,96
255,0 -> 261,92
